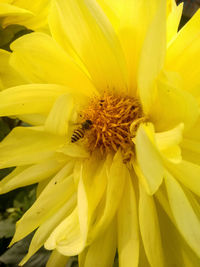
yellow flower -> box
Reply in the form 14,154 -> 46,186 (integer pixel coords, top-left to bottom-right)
0,0 -> 51,31
0,0 -> 200,266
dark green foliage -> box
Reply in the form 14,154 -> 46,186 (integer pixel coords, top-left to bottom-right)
0,219 -> 15,239
0,234 -> 51,267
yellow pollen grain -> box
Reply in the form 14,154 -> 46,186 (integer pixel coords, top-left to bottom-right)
80,91 -> 146,161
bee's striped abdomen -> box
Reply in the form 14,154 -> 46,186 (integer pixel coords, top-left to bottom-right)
71,128 -> 85,143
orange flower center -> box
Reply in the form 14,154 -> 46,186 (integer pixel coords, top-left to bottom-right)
77,91 -> 146,162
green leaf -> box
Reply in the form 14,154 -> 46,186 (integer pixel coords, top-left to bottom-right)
0,234 -> 50,266
0,118 -> 11,141
0,218 -> 15,238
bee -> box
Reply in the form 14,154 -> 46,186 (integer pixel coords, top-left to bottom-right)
71,119 -> 93,143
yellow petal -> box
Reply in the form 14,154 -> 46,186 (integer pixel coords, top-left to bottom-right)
58,143 -> 89,159
118,173 -> 139,267
14,0 -> 50,31
0,127 -> 65,168
0,1 -> 50,31
20,195 -> 76,265
77,157 -> 107,244
150,71 -> 199,132
48,0 -> 86,72
36,178 -> 52,198
155,184 -> 174,222
167,160 -> 200,197
84,219 -> 116,267
0,49 -> 25,90
18,114 -> 47,126
78,249 -> 88,267
98,0 -> 166,92
0,3 -> 32,21
155,123 -> 184,150
10,32 -> 97,97
77,173 -> 89,244
91,151 -> 126,239
45,208 -> 86,256
166,9 -> 200,93
181,138 -> 200,165
0,158 -> 64,194
10,167 -> 75,245
45,94 -> 74,136
0,84 -> 69,116
135,123 -> 164,195
46,250 -> 69,267
139,183 -> 164,267
155,123 -> 184,163
166,2 -> 183,44
156,190 -> 200,267
184,116 -> 200,141
49,0 -> 127,92
156,176 -> 200,267
165,171 -> 200,258
138,241 -> 150,267
138,0 -> 166,113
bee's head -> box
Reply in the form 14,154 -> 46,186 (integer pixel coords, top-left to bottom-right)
86,119 -> 92,125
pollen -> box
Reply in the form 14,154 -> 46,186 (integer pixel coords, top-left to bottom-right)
80,91 -> 146,161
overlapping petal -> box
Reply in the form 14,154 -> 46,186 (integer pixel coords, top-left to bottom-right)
155,123 -> 184,163
10,33 -> 97,97
150,71 -> 199,132
0,0 -> 51,31
46,250 -> 69,267
98,0 -> 168,92
0,84 -> 69,116
83,219 -> 117,267
0,158 -> 64,193
90,151 -> 127,240
21,195 -> 76,265
45,207 -> 86,256
0,127 -> 65,168
138,0 -> 166,113
45,93 -> 74,136
49,0 -> 128,92
117,173 -> 139,267
135,123 -> 164,195
10,164 -> 75,245
0,49 -> 25,90
166,1 -> 183,43
165,171 -> 200,258
166,9 -> 200,95
139,183 -> 164,267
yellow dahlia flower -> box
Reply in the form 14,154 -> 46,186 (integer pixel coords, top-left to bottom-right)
0,0 -> 200,266
0,0 -> 51,31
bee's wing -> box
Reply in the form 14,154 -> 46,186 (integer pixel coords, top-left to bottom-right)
69,122 -> 82,126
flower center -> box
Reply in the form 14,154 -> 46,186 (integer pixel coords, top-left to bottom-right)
75,91 -> 146,163
71,92 -> 146,163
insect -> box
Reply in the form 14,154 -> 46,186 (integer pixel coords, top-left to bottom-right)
71,119 -> 93,143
